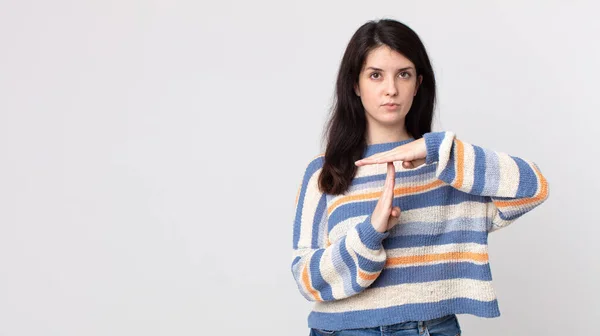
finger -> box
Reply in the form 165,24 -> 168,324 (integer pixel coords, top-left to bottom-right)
385,162 -> 395,205
356,156 -> 383,166
355,152 -> 385,166
387,209 -> 401,228
387,161 -> 395,185
413,158 -> 426,167
405,158 -> 426,169
356,152 -> 405,166
380,162 -> 393,202
368,151 -> 389,160
378,162 -> 391,202
375,152 -> 405,164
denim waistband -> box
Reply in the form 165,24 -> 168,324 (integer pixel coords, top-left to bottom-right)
380,314 -> 456,332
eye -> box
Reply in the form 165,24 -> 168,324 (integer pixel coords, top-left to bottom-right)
369,72 -> 381,79
399,71 -> 411,78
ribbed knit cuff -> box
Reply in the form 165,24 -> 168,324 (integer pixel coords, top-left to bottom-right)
423,131 -> 446,165
355,214 -> 390,250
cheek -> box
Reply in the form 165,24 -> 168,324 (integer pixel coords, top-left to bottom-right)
400,84 -> 417,100
361,94 -> 379,110
360,85 -> 379,105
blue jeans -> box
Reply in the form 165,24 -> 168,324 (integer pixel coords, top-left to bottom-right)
309,314 -> 461,336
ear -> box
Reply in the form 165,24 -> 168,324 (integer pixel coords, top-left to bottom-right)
354,83 -> 360,97
414,75 -> 423,96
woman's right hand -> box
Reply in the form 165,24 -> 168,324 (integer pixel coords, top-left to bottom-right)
371,162 -> 401,233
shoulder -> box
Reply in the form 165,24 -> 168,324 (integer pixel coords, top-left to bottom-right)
298,153 -> 325,188
295,153 -> 326,204
303,153 -> 325,174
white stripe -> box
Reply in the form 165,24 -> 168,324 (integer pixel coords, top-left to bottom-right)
343,234 -> 381,288
319,241 -> 346,299
397,201 -> 487,225
437,132 -> 456,177
460,140 -> 476,191
387,257 -> 489,268
297,168 -> 323,249
328,215 -> 365,243
386,242 -> 488,258
496,152 -> 520,197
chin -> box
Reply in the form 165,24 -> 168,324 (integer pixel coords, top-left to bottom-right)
365,109 -> 407,125
381,111 -> 407,121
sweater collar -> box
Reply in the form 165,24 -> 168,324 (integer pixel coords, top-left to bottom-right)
363,138 -> 415,157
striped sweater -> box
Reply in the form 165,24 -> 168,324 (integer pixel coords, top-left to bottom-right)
291,131 -> 549,331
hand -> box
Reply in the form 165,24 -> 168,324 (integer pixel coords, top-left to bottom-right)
355,138 -> 427,169
370,162 -> 402,233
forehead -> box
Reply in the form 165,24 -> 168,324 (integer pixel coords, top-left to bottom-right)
363,45 -> 414,69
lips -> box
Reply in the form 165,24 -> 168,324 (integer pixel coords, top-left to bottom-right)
382,103 -> 401,111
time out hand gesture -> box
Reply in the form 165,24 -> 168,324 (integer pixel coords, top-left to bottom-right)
370,162 -> 402,233
355,138 -> 427,169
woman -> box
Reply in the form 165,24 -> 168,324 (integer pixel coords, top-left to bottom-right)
291,19 -> 549,335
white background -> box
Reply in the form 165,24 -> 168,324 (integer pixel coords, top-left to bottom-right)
1,1 -> 598,335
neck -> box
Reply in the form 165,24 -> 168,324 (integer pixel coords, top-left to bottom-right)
365,126 -> 412,145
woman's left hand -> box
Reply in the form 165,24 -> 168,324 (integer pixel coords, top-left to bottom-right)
355,138 -> 427,169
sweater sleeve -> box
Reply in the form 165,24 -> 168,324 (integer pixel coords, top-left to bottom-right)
291,155 -> 390,302
423,131 -> 549,232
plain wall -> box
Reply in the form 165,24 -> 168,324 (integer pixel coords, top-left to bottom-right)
0,1 -> 598,335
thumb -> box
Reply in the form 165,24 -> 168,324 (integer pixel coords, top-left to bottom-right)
387,206 -> 401,229
391,206 -> 401,217
403,158 -> 426,169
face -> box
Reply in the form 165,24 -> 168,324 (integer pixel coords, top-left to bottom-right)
354,45 -> 423,128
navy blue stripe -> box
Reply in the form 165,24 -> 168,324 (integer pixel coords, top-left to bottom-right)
424,132 -> 446,164
311,194 -> 328,248
308,298 -> 500,330
339,239 -> 363,294
384,231 -> 487,249
355,217 -> 389,250
371,262 -> 492,288
308,249 -> 334,301
356,253 -> 386,273
512,156 -> 538,198
438,147 -> 456,185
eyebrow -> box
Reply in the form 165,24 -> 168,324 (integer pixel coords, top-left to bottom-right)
366,66 -> 415,72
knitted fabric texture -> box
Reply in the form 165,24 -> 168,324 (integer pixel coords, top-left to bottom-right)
291,131 -> 549,330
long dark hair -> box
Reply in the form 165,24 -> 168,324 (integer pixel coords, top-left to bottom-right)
318,19 -> 437,195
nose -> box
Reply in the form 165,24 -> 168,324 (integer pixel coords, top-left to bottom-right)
385,77 -> 398,96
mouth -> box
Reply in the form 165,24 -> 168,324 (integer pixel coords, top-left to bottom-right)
382,103 -> 400,109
